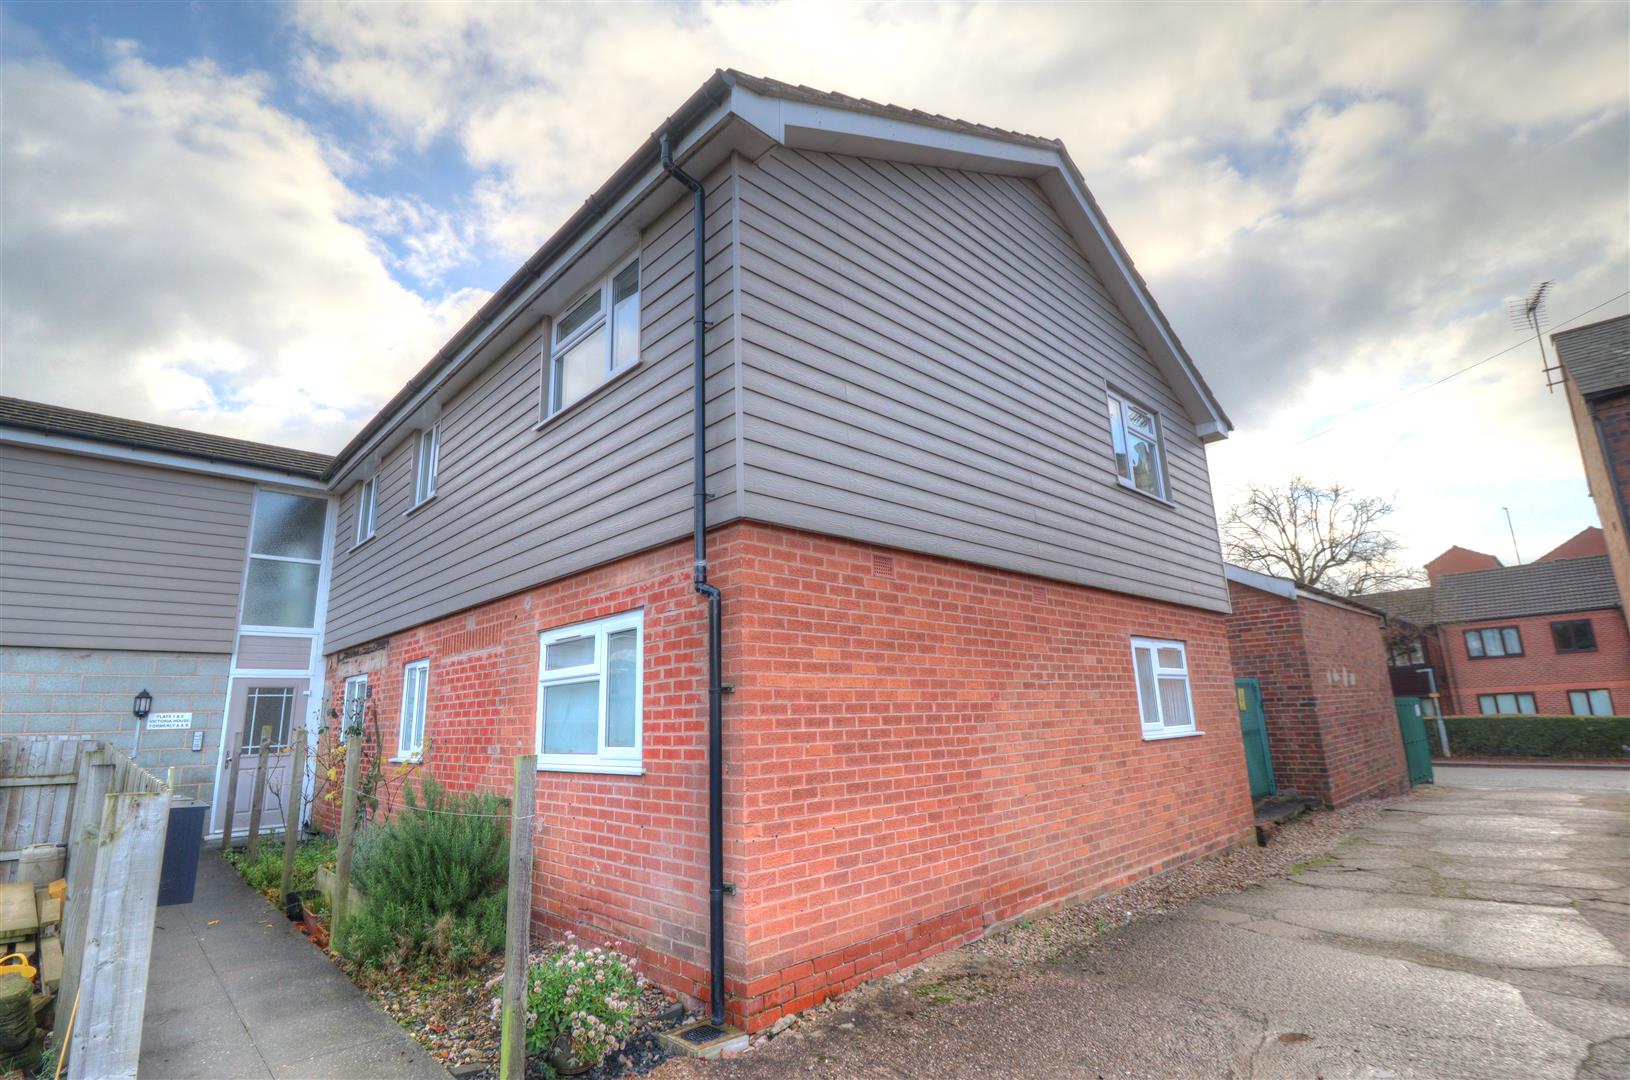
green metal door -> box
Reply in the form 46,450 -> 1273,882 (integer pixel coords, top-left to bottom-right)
1394,696 -> 1435,785
1235,678 -> 1277,799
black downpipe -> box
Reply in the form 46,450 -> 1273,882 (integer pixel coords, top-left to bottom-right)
660,133 -> 727,1027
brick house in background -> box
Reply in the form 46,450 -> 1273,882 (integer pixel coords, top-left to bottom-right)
1223,565 -> 1410,806
1553,315 -> 1630,606
308,70 -> 1255,1032
1367,536 -> 1629,718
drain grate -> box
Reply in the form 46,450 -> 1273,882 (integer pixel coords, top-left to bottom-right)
678,1023 -> 728,1046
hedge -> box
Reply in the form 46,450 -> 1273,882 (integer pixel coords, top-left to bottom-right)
1424,715 -> 1630,759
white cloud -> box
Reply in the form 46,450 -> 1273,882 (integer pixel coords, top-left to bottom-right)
0,51 -> 486,451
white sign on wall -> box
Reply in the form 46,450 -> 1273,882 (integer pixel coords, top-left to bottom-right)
147,712 -> 193,730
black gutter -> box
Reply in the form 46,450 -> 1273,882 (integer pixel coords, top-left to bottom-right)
659,132 -> 728,1028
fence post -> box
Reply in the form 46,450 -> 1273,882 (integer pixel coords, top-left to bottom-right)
220,731 -> 242,852
245,725 -> 272,861
500,754 -> 537,1080
67,784 -> 170,1080
279,732 -> 309,904
330,734 -> 363,951
57,743 -> 113,1034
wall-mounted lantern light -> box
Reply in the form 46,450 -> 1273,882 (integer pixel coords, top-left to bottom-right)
133,688 -> 153,720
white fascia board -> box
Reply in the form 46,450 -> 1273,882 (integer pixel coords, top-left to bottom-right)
326,100 -> 738,490
1224,562 -> 1298,600
0,427 -> 328,490
728,80 -> 1232,444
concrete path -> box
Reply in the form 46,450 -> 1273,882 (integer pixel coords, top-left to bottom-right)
139,850 -> 448,1079
665,771 -> 1630,1079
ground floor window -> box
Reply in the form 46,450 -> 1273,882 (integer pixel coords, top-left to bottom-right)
1477,692 -> 1536,715
1568,689 -> 1614,716
1130,637 -> 1197,738
537,610 -> 644,774
341,674 -> 368,741
399,660 -> 428,759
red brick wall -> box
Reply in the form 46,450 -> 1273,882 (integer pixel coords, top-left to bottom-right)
1437,607 -> 1630,715
1224,582 -> 1408,806
1295,598 -> 1409,806
1223,582 -> 1326,799
321,523 -> 1255,1031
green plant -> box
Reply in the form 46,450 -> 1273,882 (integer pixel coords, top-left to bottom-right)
225,836 -> 337,902
1425,715 -> 1630,759
524,940 -> 641,1071
336,776 -> 509,971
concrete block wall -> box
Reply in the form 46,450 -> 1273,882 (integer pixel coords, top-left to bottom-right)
0,646 -> 230,804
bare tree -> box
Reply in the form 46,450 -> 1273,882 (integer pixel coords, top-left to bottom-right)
1221,477 -> 1423,595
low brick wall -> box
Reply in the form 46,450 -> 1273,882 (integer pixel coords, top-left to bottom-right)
0,646 -> 230,805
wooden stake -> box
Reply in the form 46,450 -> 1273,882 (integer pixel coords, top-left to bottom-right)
279,732 -> 309,904
245,725 -> 272,861
500,754 -> 537,1080
330,733 -> 363,951
220,731 -> 242,852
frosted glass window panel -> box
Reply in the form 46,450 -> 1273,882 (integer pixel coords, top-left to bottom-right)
1134,647 -> 1159,729
606,629 -> 637,747
243,559 -> 320,627
1157,677 -> 1192,728
611,262 -> 640,371
543,681 -> 599,754
546,636 -> 595,671
252,492 -> 326,559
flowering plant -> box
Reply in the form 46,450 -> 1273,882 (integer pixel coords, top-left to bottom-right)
525,937 -> 642,1071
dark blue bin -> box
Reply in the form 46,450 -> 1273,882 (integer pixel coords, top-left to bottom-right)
158,799 -> 208,907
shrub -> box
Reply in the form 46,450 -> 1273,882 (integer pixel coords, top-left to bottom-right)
225,837 -> 336,904
1426,715 -> 1630,759
524,940 -> 641,1071
336,776 -> 509,971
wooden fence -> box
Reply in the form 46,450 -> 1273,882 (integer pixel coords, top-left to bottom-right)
0,736 -> 172,1080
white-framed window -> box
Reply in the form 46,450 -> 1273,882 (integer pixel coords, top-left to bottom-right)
340,674 -> 368,743
1106,390 -> 1166,500
536,610 -> 643,774
545,257 -> 640,419
242,489 -> 326,629
1130,636 -> 1198,739
413,425 -> 439,505
398,659 -> 428,759
1569,689 -> 1614,716
1478,692 -> 1537,715
354,475 -> 378,545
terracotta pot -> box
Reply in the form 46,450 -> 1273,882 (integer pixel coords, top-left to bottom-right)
300,900 -> 329,950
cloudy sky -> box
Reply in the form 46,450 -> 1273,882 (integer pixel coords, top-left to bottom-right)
2,1 -> 1626,569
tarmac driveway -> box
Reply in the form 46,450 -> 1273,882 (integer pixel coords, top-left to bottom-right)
666,769 -> 1630,1079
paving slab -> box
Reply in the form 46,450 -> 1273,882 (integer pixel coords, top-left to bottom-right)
139,850 -> 447,1080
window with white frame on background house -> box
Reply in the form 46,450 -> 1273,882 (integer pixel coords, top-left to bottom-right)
242,490 -> 326,629
1478,692 -> 1536,715
413,425 -> 439,505
536,610 -> 643,773
1130,637 -> 1196,738
1106,390 -> 1166,499
341,674 -> 368,742
1569,689 -> 1614,716
355,475 -> 378,545
1465,626 -> 1522,658
546,258 -> 640,418
399,660 -> 428,759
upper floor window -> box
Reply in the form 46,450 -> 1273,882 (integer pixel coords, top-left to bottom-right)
1478,692 -> 1536,715
547,258 -> 640,418
1388,640 -> 1426,667
1130,637 -> 1196,739
414,425 -> 439,506
1465,626 -> 1521,658
399,659 -> 428,760
242,490 -> 325,629
1551,619 -> 1597,654
1106,390 -> 1166,500
537,610 -> 644,774
1569,689 -> 1614,716
354,475 -> 378,545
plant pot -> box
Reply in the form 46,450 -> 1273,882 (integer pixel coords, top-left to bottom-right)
546,1034 -> 594,1077
299,899 -> 329,950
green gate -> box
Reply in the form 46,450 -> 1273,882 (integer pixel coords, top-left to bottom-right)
1235,678 -> 1277,799
1394,696 -> 1435,785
